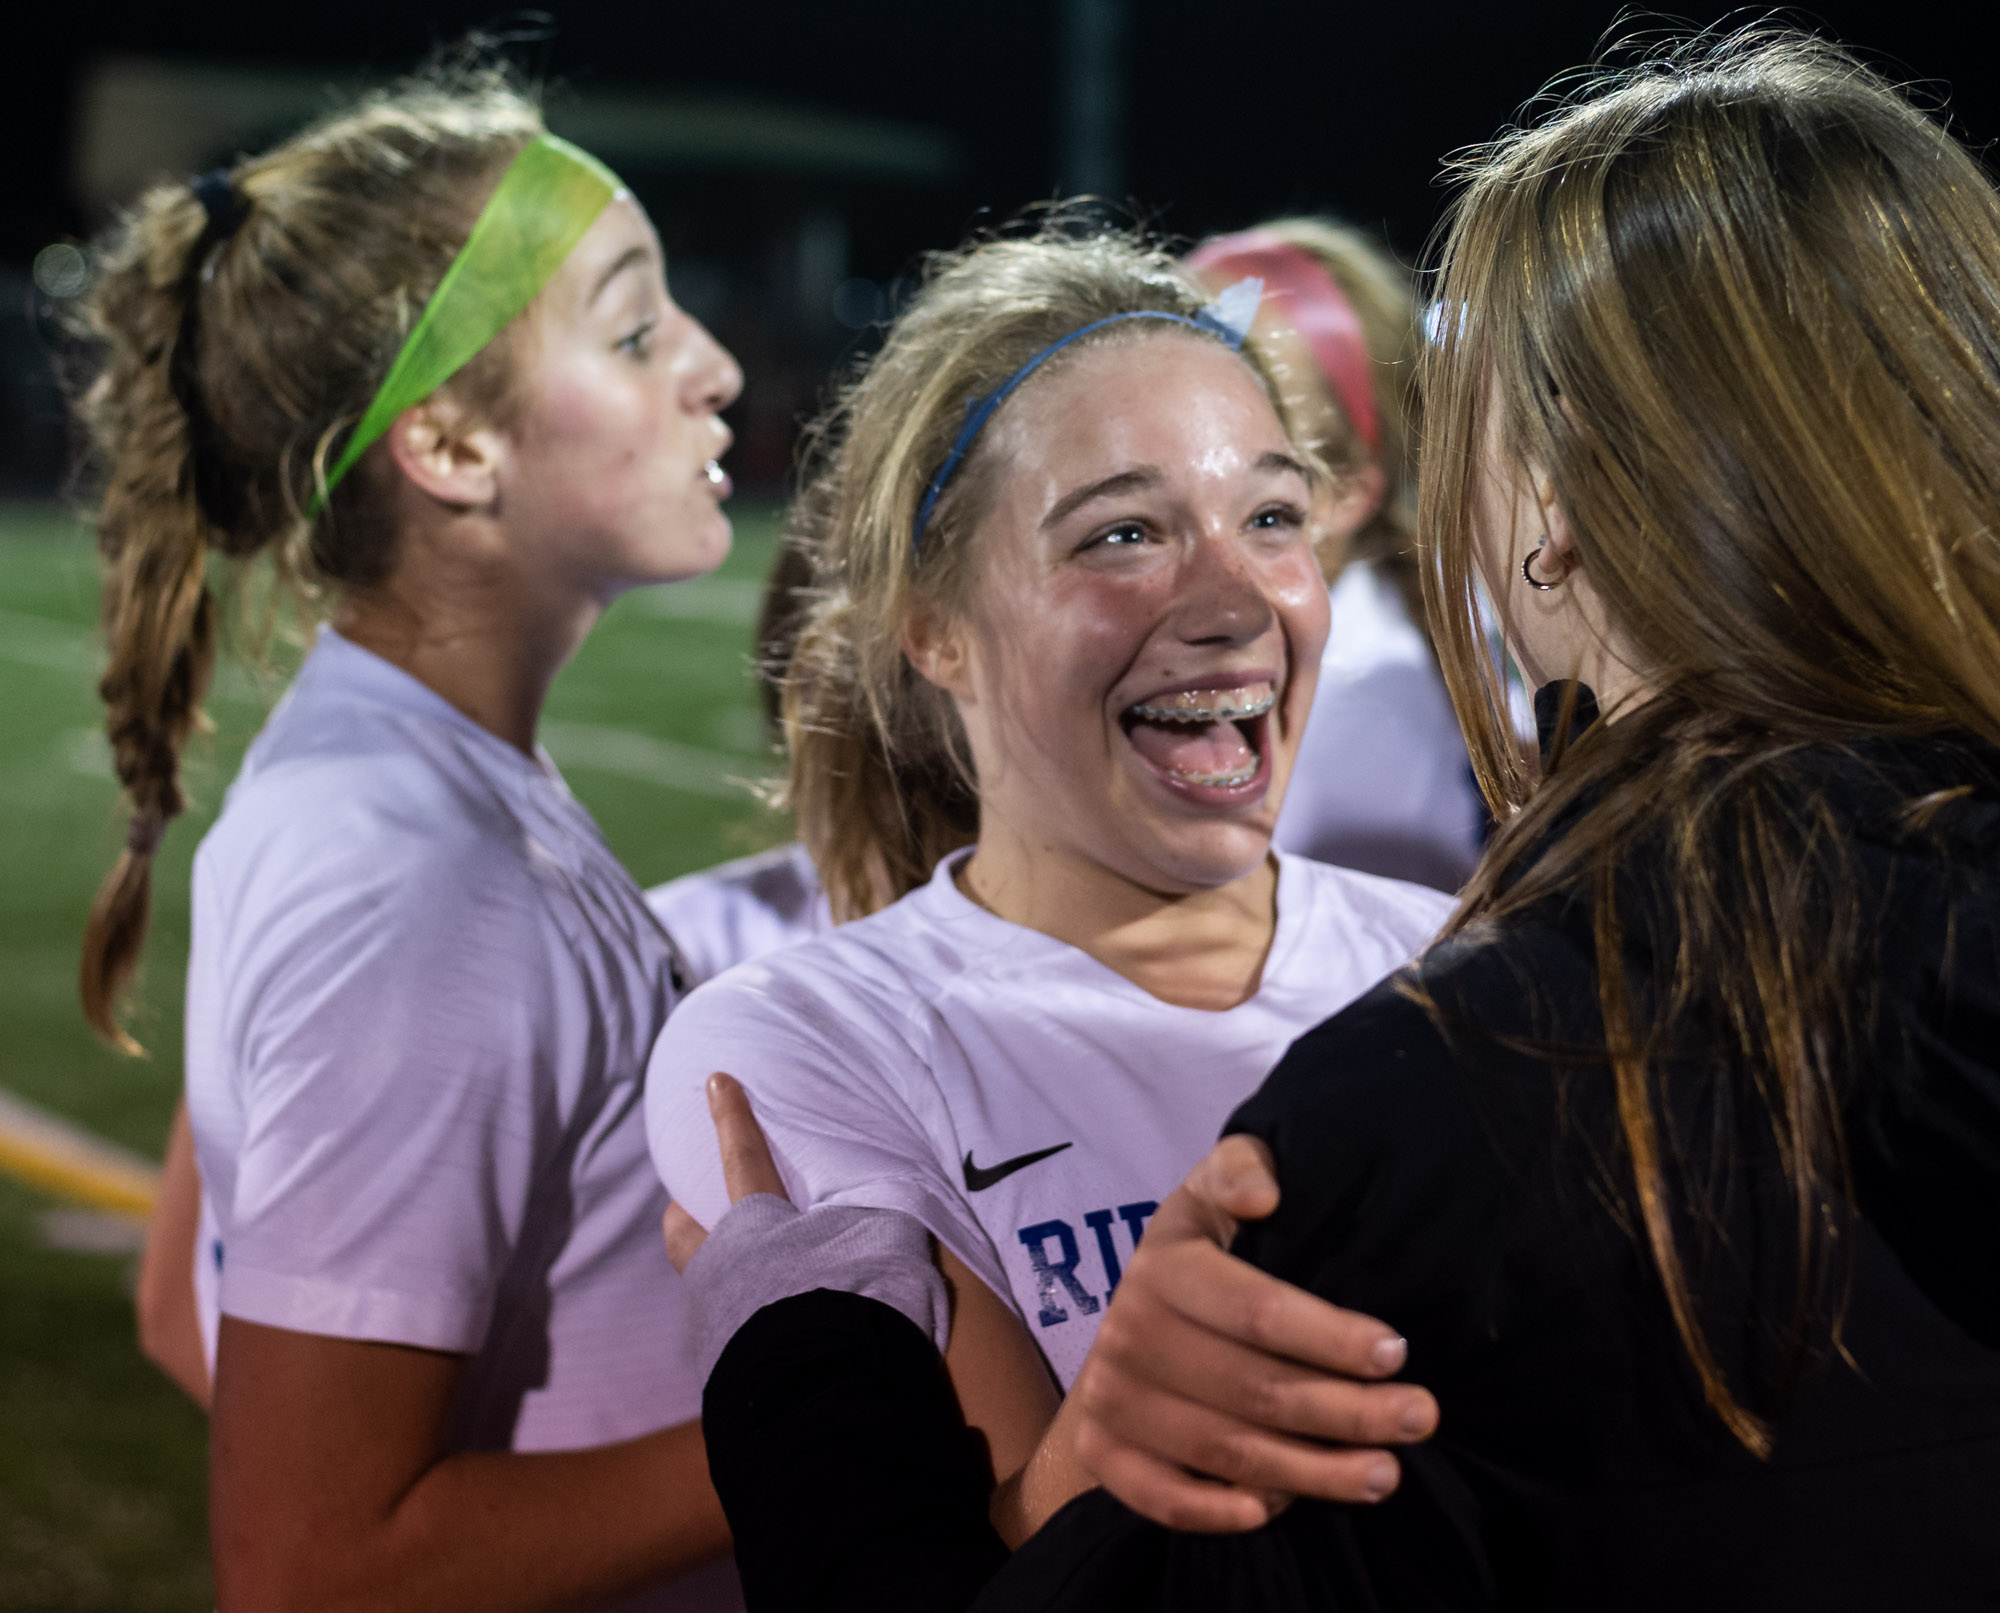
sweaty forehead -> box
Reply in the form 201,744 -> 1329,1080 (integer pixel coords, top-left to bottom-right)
988,328 -> 1289,480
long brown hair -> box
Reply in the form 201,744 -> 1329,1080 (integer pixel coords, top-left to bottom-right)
1420,30 -> 2000,1453
71,58 -> 542,1050
781,222 -> 1309,922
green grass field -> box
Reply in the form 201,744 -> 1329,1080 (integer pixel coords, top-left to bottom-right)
0,499 -> 787,1609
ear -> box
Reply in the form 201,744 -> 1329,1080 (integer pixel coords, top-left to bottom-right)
1531,467 -> 1578,564
1316,461 -> 1388,565
900,596 -> 975,701
382,392 -> 508,509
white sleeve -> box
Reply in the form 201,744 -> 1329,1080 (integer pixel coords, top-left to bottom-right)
645,960 -> 1004,1301
214,836 -> 566,1353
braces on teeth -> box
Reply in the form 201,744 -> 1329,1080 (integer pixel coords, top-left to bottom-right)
1177,758 -> 1261,787
1127,688 -> 1276,724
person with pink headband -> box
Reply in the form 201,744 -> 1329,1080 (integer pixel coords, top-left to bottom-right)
1189,221 -> 1486,892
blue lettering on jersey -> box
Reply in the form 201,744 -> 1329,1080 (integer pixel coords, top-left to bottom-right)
1083,1209 -> 1123,1289
1018,1220 -> 1100,1326
1018,1200 -> 1161,1325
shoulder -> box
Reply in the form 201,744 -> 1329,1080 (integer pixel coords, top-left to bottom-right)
643,894 -> 970,1227
1240,912 -> 1591,1162
1223,936 -> 1637,1408
646,842 -> 827,986
205,760 -> 536,932
197,732 -> 566,1023
654,896 -> 952,1077
1229,919 -> 1598,1294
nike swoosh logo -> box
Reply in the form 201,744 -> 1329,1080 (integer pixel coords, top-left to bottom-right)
962,1141 -> 1073,1193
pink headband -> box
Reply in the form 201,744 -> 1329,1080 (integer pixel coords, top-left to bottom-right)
1186,230 -> 1381,456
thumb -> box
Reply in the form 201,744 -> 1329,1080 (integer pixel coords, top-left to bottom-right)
1159,1134 -> 1280,1244
709,1072 -> 788,1203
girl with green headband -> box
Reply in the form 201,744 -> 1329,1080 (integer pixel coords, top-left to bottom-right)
75,60 -> 744,1613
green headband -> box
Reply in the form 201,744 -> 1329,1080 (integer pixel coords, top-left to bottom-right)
312,132 -> 624,511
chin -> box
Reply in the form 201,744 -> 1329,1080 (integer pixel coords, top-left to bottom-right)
1113,822 -> 1276,897
642,505 -> 734,584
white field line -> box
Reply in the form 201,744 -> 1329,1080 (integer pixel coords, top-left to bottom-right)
540,720 -> 770,802
2,607 -> 762,801
0,607 -> 263,702
0,1087 -> 158,1218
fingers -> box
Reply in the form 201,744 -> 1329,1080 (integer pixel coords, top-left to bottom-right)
1086,1277 -> 1438,1446
1072,1344 -> 1409,1505
707,1072 -> 786,1203
1071,1429 -> 1290,1535
1135,1216 -> 1412,1383
1064,1150 -> 1436,1524
661,1204 -> 707,1274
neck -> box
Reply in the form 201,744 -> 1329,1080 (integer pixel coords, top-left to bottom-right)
334,517 -> 599,755
958,822 -> 1280,1012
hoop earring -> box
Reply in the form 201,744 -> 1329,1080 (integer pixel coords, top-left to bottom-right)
1522,535 -> 1564,591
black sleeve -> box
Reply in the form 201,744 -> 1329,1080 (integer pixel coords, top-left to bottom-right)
703,1288 -> 1009,1613
703,1291 -> 1495,1613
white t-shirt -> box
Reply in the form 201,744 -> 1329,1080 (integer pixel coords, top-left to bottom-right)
646,852 -> 1453,1388
646,841 -> 829,988
185,627 -> 740,1613
1273,561 -> 1486,892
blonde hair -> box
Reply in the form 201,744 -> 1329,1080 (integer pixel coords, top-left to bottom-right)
782,223 -> 1307,921
1421,30 -> 2000,1452
72,58 -> 543,1049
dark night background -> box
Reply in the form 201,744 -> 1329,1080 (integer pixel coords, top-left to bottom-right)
3,1 -> 1996,494
0,10 -> 1996,1601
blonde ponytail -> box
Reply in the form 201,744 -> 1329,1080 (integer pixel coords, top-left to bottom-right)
77,183 -> 225,1049
71,58 -> 543,1047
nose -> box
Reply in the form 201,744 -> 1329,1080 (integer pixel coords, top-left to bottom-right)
1168,528 -> 1277,647
683,318 -> 744,415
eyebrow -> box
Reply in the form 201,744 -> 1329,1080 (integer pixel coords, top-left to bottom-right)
1038,451 -> 1311,531
589,244 -> 653,306
1041,468 -> 1163,530
1254,450 -> 1313,485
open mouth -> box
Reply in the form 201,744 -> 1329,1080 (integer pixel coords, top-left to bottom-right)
1120,680 -> 1276,791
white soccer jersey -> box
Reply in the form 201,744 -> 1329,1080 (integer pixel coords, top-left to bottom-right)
1273,561 -> 1486,891
647,851 -> 1453,1389
185,627 -> 740,1613
646,841 -> 830,988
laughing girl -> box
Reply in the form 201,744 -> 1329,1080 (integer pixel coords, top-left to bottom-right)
644,226 -> 1450,1537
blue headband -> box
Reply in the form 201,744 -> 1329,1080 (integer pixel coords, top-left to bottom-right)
910,278 -> 1264,556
